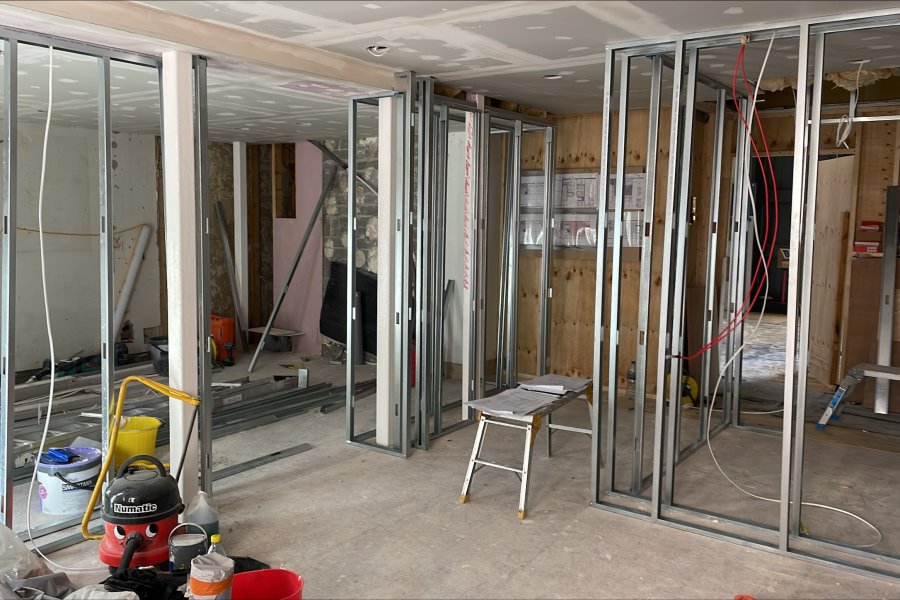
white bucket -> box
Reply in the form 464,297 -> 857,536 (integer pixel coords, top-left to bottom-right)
36,446 -> 101,515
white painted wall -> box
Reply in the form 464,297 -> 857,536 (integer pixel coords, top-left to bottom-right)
6,120 -> 160,369
443,130 -> 467,365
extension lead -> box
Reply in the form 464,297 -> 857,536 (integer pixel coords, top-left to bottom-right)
25,46 -> 101,573
702,35 -> 883,549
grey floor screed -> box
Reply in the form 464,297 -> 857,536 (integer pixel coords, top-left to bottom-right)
43,352 -> 899,599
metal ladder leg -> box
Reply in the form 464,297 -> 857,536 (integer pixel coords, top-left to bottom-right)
518,418 -> 536,519
459,414 -> 488,503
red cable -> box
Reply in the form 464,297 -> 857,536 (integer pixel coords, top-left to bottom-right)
678,44 -> 776,360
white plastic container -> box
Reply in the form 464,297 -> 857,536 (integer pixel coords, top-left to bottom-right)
36,446 -> 101,515
185,490 -> 220,541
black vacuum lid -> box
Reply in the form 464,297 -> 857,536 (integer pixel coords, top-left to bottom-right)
102,455 -> 183,525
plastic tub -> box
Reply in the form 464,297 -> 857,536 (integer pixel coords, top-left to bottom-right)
113,416 -> 162,467
232,569 -> 303,600
36,446 -> 101,515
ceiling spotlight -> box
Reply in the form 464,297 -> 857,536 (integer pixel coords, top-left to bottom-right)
367,44 -> 389,57
542,74 -> 562,80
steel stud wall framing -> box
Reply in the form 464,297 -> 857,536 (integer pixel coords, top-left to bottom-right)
0,30 -> 222,551
592,11 -> 900,578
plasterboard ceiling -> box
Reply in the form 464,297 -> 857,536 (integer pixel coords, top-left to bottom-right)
4,1 -> 900,142
4,42 -> 374,143
134,0 -> 900,115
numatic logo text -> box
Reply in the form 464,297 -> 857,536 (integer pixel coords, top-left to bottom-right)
113,503 -> 157,514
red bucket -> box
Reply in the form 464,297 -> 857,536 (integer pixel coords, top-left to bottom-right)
232,569 -> 303,600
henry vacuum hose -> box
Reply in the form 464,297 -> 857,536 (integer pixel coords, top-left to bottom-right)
81,375 -> 199,541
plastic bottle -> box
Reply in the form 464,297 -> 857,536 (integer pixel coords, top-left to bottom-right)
626,361 -> 636,403
184,490 -> 219,542
206,534 -> 227,557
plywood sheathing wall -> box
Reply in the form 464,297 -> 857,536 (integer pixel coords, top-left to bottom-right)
517,106 -> 900,390
518,109 -> 690,388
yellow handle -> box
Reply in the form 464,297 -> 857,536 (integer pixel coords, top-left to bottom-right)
81,376 -> 199,540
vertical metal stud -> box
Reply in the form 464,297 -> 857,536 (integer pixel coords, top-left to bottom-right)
591,46 -> 615,504
193,56 -> 213,492
781,23 -> 811,553
790,29 -> 824,539
346,99 -> 359,442
603,54 -> 631,496
0,38 -> 17,527
698,89 -> 726,438
651,40 -> 684,518
414,77 -> 433,449
663,46 -> 697,500
398,73 -> 416,456
505,121 -> 523,390
98,56 -> 115,480
538,126 -> 555,376
632,55 -> 663,495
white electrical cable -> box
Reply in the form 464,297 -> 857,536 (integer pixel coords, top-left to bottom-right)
702,35 -> 883,549
25,46 -> 101,573
836,61 -> 865,149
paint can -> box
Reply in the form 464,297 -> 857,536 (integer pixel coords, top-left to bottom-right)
36,446 -> 101,515
169,522 -> 209,574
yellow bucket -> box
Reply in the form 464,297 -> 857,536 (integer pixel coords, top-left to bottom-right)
113,416 -> 162,467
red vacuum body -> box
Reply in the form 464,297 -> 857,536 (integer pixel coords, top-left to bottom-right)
98,455 -> 184,570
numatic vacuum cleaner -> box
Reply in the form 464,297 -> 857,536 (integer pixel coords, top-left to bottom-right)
81,376 -> 201,571
98,455 -> 183,570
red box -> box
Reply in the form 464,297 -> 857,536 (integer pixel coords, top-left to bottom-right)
854,241 -> 881,253
859,220 -> 884,231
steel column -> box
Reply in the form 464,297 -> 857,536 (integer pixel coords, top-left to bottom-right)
0,39 -> 16,528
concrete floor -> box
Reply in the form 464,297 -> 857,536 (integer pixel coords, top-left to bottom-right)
45,351 -> 900,598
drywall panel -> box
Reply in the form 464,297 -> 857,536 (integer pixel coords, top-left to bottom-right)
444,130 -> 466,365
271,141 -> 323,353
8,121 -> 159,370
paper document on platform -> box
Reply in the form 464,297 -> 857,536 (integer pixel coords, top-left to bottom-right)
468,389 -> 559,416
518,383 -> 566,395
519,374 -> 591,394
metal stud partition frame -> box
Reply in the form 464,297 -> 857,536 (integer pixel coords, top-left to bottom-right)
592,10 -> 900,578
0,31 -> 216,552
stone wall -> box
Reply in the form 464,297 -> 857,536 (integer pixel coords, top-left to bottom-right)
322,137 -> 379,275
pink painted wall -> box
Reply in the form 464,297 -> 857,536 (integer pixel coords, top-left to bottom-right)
272,141 -> 323,354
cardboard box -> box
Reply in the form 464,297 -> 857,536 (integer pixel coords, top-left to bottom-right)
854,230 -> 883,243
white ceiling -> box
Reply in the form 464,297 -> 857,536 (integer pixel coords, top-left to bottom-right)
3,1 -> 900,142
